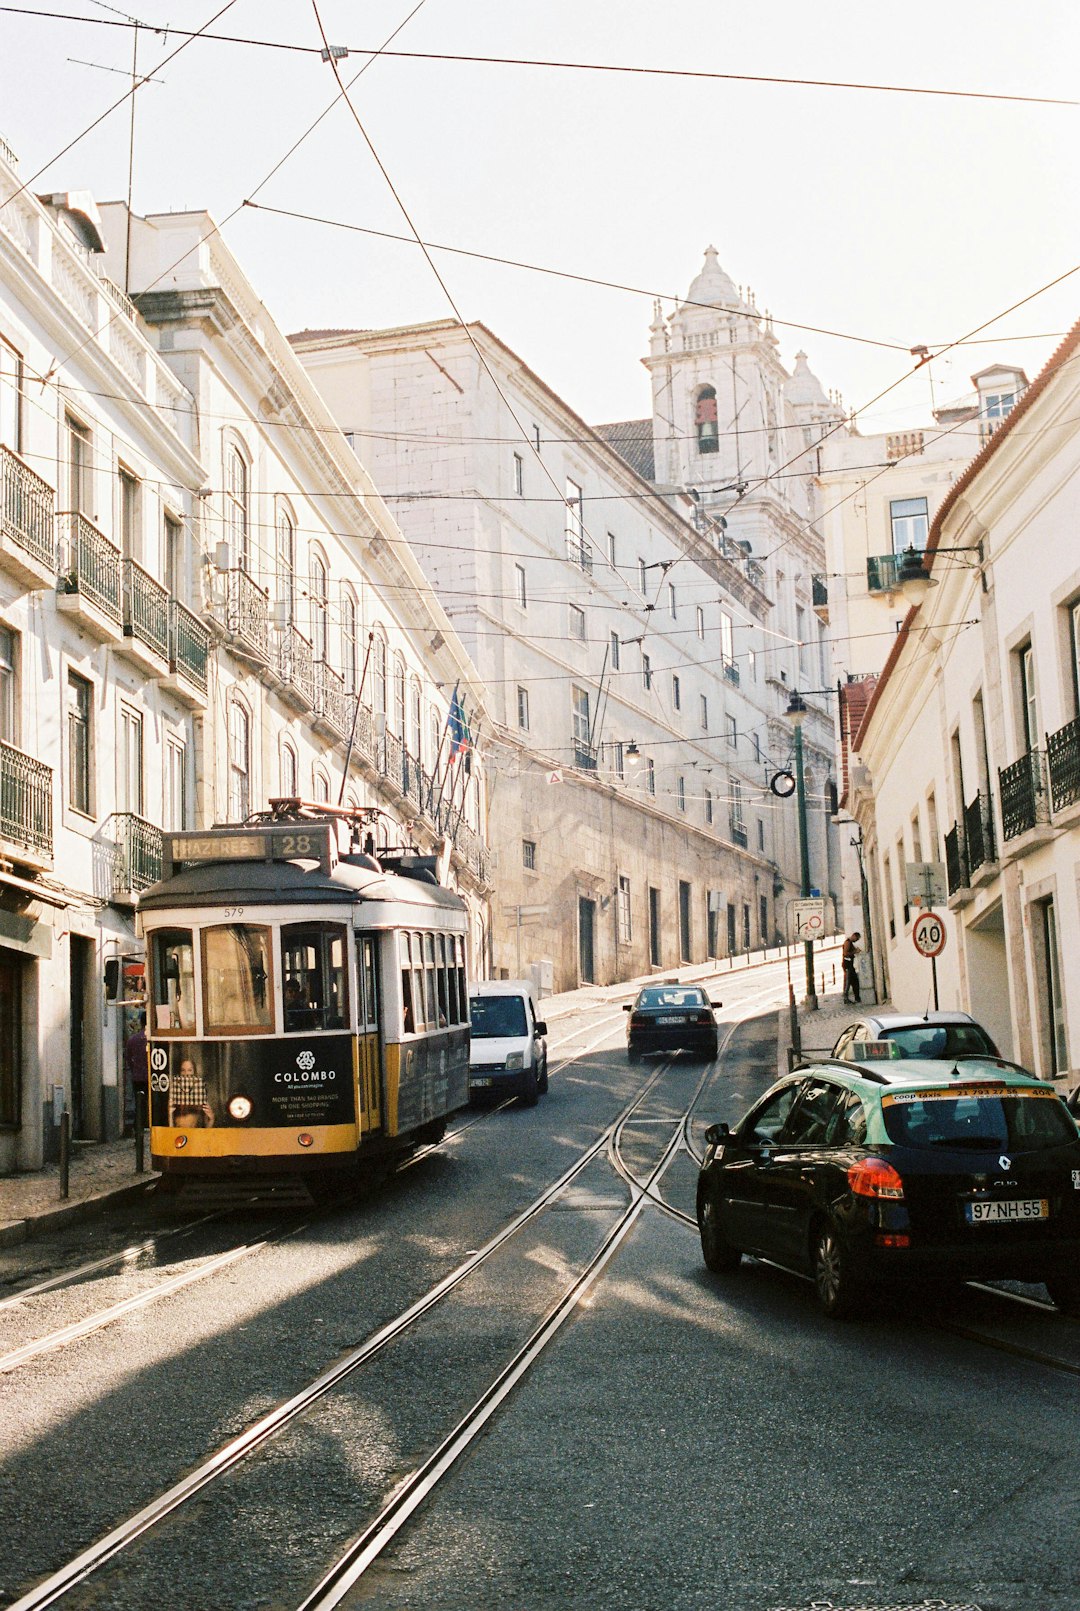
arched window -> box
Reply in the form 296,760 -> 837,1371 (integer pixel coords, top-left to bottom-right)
225,442 -> 250,568
227,698 -> 251,820
310,550 -> 328,663
280,738 -> 298,799
373,627 -> 387,715
276,504 -> 295,625
695,386 -> 719,455
312,766 -> 330,804
342,587 -> 358,694
409,678 -> 422,760
393,653 -> 407,738
429,705 -> 441,767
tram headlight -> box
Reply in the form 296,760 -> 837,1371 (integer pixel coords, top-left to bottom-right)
228,1094 -> 253,1122
504,1053 -> 524,1071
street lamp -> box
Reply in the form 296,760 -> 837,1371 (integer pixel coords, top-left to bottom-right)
783,689 -> 818,1009
625,741 -> 641,768
898,540 -> 987,608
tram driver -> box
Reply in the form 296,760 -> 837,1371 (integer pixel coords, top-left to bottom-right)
170,1057 -> 215,1127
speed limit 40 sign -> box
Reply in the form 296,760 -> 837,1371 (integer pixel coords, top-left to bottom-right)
912,911 -> 947,958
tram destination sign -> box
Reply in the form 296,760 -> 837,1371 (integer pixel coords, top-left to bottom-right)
163,825 -> 335,878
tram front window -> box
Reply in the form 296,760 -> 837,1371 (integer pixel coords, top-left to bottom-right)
203,925 -> 273,1034
281,923 -> 348,1031
150,929 -> 196,1034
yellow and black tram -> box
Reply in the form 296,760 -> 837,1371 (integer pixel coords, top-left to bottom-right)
138,813 -> 470,1195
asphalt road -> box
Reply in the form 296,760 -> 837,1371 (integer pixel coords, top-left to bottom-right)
0,959 -> 1077,1611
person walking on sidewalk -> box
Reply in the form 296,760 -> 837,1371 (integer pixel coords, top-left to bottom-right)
842,932 -> 862,1003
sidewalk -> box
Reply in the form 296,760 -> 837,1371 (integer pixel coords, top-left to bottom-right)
0,1134 -> 155,1249
0,935 -> 845,1246
776,984 -> 894,1077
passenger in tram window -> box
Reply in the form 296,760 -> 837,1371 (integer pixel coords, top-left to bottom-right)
285,976 -> 316,1030
171,1057 -> 214,1127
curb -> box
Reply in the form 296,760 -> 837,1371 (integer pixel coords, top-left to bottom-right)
0,1177 -> 157,1250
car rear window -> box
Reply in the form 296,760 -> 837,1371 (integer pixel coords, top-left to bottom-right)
881,1084 -> 1076,1151
883,1023 -> 996,1058
637,988 -> 706,1009
469,995 -> 529,1038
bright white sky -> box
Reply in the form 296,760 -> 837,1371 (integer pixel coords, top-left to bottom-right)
2,0 -> 1078,434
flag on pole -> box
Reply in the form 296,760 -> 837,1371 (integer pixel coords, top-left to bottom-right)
446,685 -> 471,763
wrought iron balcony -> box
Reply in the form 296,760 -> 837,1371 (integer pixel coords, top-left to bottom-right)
944,822 -> 968,895
999,747 -> 1050,841
866,551 -> 923,594
275,624 -> 316,708
722,659 -> 740,687
451,817 -> 491,885
963,791 -> 995,876
315,662 -> 353,741
0,740 -> 52,860
0,444 -> 55,575
223,567 -> 269,662
812,575 -> 828,609
730,818 -> 748,848
1047,716 -> 1080,815
170,600 -> 209,696
383,730 -> 404,792
123,558 -> 169,662
112,812 -> 163,895
401,749 -> 426,810
57,512 -> 122,627
573,740 -> 598,771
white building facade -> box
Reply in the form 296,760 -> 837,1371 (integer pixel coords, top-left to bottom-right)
849,324 -> 1080,1081
294,312 -> 802,990
0,133 -> 492,1173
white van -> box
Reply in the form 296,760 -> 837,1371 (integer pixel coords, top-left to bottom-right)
467,979 -> 549,1106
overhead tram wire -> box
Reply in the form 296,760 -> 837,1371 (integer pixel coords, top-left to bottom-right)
1,10 -> 1077,105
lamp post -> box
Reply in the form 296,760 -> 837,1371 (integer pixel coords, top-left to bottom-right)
784,690 -> 817,1009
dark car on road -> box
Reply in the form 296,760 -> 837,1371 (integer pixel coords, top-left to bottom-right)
624,984 -> 720,1062
831,1011 -> 999,1064
696,1058 -> 1080,1319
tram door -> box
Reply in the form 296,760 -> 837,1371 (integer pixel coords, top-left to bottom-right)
355,935 -> 382,1133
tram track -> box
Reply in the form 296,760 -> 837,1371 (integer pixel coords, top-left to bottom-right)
4,1033 -> 677,1610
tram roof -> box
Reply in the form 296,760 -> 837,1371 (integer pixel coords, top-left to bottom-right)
137,855 -> 466,914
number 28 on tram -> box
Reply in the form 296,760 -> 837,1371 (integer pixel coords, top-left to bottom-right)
138,823 -> 471,1186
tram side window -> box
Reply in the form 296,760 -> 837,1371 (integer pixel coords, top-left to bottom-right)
357,935 -> 379,1032
150,929 -> 196,1034
456,936 -> 467,1024
400,933 -> 416,1035
411,931 -> 427,1032
202,925 -> 273,1034
424,933 -> 439,1025
281,923 -> 348,1031
435,935 -> 449,1027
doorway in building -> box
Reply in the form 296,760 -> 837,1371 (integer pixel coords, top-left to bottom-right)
678,881 -> 692,963
707,896 -> 720,959
727,904 -> 737,955
0,952 -> 22,1128
966,900 -> 1011,1061
578,897 -> 596,984
648,887 -> 661,967
69,936 -> 92,1137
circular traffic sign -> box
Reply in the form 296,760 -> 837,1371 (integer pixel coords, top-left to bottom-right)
912,911 -> 947,958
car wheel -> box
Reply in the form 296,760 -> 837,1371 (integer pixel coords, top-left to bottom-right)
627,1045 -> 642,1064
519,1066 -> 540,1107
812,1222 -> 863,1319
698,1192 -> 741,1274
1046,1274 -> 1080,1318
537,1055 -> 548,1094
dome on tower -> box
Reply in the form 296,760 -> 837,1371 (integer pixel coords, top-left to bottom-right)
683,246 -> 745,312
785,350 -> 830,408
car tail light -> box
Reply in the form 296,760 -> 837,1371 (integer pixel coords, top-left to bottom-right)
694,1011 -> 712,1024
874,1232 -> 911,1248
848,1157 -> 905,1200
630,1015 -> 647,1029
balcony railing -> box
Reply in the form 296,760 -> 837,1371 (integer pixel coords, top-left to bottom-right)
58,512 -> 122,623
0,445 -> 55,571
170,600 -> 209,694
999,748 -> 1050,841
812,575 -> 828,609
730,818 -> 748,848
945,822 -> 967,895
565,536 -> 593,574
225,567 -> 269,661
866,550 -> 925,594
963,791 -> 995,876
123,558 -> 169,660
1047,716 -> 1080,815
316,662 -> 353,741
402,749 -> 425,810
0,740 -> 52,859
275,624 -> 316,708
573,739 -> 598,771
722,659 -> 740,687
112,812 -> 163,894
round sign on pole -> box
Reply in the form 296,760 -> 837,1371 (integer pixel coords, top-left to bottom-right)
912,911 -> 947,959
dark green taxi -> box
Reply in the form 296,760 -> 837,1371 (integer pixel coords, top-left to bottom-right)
697,1056 -> 1080,1319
